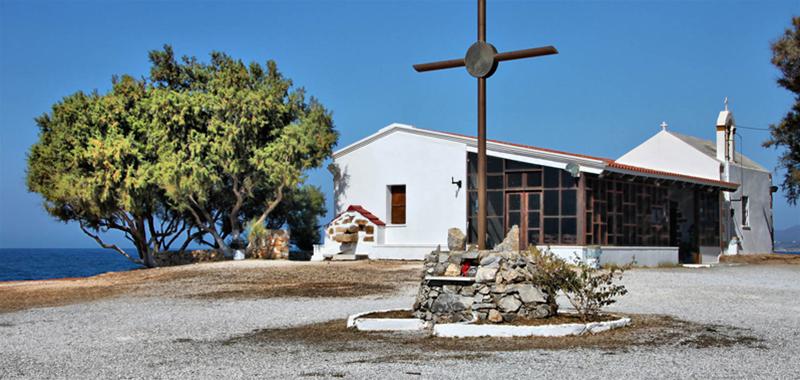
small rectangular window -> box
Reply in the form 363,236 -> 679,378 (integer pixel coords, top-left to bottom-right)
389,185 -> 406,224
742,196 -> 749,227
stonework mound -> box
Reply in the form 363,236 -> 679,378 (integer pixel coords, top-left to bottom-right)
413,227 -> 555,324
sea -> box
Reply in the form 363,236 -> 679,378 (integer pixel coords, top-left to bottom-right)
0,248 -> 143,282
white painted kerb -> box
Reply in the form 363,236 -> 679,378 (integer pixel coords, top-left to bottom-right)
347,308 -> 429,331
433,316 -> 631,338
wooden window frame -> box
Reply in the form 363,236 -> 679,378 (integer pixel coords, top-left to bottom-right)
389,185 -> 406,225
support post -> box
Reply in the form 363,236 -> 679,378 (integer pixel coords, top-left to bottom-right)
477,77 -> 487,250
476,0 -> 488,250
577,174 -> 587,246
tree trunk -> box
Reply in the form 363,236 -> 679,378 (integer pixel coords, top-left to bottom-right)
142,248 -> 157,268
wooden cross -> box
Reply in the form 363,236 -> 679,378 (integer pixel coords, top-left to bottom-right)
413,0 -> 558,250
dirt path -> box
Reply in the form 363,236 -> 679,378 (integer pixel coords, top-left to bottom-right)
719,253 -> 800,265
0,260 -> 421,313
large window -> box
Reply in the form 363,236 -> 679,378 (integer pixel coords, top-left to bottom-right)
467,153 -> 577,246
699,191 -> 720,245
389,185 -> 406,224
585,176 -> 671,246
541,167 -> 577,244
467,154 -> 505,247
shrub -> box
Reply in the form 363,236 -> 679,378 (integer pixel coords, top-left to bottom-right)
562,256 -> 629,321
246,218 -> 269,253
525,246 -> 629,321
525,246 -> 575,315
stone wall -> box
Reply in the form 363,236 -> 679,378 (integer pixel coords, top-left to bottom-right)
154,228 -> 290,266
153,249 -> 226,267
413,227 -> 554,324
247,229 -> 290,259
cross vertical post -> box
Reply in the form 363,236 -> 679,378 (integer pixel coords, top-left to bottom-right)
413,0 -> 558,250
477,0 -> 488,249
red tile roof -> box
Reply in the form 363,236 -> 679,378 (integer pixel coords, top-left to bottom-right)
337,205 -> 386,226
605,161 -> 739,189
423,127 -> 739,189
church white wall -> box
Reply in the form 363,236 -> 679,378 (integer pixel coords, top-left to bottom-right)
726,164 -> 774,254
616,130 -> 721,181
543,245 -> 678,267
333,129 -> 467,254
699,246 -> 721,264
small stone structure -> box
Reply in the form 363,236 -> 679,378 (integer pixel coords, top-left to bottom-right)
247,229 -> 290,259
326,206 -> 380,244
319,205 -> 384,259
413,226 -> 554,324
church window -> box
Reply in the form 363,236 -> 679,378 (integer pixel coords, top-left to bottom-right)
389,185 -> 406,224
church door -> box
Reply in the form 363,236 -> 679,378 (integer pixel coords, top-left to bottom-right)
506,192 -> 541,250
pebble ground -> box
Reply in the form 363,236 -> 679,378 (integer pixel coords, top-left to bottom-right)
1,263 -> 798,379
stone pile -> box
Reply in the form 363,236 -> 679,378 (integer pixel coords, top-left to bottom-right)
247,229 -> 290,259
413,226 -> 554,324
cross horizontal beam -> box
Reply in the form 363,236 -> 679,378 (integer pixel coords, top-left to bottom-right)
413,45 -> 558,73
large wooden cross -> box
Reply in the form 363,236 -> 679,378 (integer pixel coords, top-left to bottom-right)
413,0 -> 558,250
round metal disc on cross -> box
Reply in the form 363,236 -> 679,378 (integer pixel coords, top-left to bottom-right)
464,41 -> 498,78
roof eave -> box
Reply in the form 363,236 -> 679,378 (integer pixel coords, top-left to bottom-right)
603,165 -> 739,191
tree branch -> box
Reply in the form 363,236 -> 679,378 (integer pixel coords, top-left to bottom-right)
255,185 -> 284,226
79,223 -> 143,265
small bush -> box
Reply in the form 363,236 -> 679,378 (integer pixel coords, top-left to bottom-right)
563,256 -> 629,321
525,246 -> 629,321
246,218 -> 268,252
525,246 -> 574,315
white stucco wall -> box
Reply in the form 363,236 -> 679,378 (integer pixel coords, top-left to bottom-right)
616,130 -> 722,181
544,246 -> 678,267
725,164 -> 774,254
333,127 -> 468,251
699,246 -> 721,264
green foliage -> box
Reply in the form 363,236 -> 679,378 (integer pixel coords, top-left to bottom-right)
26,75 -> 196,267
26,44 -> 337,264
264,185 -> 326,251
525,246 -> 629,321
562,258 -> 629,322
765,16 -> 800,204
146,45 -> 338,253
246,217 -> 269,244
525,246 -> 574,314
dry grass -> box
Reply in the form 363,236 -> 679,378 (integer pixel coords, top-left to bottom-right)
223,314 -> 765,355
475,313 -> 617,326
719,254 -> 800,265
0,260 -> 421,314
361,309 -> 416,319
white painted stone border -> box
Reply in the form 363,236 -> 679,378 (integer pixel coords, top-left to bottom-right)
347,308 -> 430,331
433,315 -> 631,338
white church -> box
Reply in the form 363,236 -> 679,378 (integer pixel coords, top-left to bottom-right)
313,103 -> 775,266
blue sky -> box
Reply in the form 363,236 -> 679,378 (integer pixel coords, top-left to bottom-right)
0,0 -> 797,248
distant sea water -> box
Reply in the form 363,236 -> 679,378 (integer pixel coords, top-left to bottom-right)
0,248 -> 143,282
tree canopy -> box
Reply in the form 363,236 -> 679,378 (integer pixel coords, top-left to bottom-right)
766,16 -> 800,205
27,45 -> 338,265
27,75 -> 197,267
146,46 -> 337,253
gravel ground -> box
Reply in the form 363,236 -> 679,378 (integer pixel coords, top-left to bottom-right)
1,263 -> 798,379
